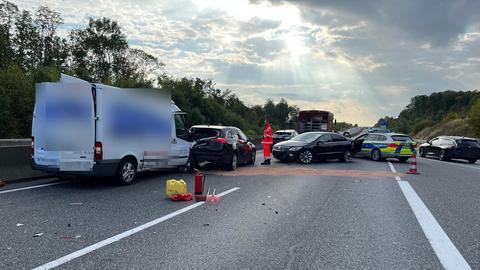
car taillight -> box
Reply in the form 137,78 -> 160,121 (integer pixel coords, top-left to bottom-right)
31,136 -> 34,156
95,142 -> 103,160
212,137 -> 228,144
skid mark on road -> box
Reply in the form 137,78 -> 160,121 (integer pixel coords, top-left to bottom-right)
32,187 -> 240,270
388,161 -> 472,270
210,166 -> 400,178
419,157 -> 480,170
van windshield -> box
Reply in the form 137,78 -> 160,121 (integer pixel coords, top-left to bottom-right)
190,128 -> 221,140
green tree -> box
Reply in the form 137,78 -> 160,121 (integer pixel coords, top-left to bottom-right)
0,0 -> 18,69
468,98 -> 480,137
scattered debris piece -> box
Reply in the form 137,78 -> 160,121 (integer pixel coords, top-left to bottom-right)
0,180 -> 6,187
74,235 -> 81,239
275,211 -> 279,214
203,223 -> 210,227
33,233 -> 44,237
67,223 -> 71,227
69,202 -> 84,206
261,203 -> 266,206
170,193 -> 193,201
16,223 -> 24,227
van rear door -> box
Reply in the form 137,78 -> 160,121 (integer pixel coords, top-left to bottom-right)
33,81 -> 95,171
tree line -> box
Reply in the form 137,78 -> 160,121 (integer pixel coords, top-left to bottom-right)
376,90 -> 480,137
0,1 -> 300,138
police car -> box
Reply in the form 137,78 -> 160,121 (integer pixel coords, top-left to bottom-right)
353,133 -> 417,162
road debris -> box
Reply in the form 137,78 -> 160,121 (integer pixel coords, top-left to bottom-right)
262,203 -> 266,206
0,180 -> 6,187
275,211 -> 279,214
33,233 -> 44,237
16,223 -> 24,227
69,202 -> 84,206
74,235 -> 81,239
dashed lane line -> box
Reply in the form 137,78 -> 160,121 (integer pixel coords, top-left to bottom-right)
388,161 -> 471,270
0,180 -> 72,195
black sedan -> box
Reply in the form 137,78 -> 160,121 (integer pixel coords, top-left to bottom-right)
272,132 -> 353,164
189,125 -> 256,170
419,136 -> 480,163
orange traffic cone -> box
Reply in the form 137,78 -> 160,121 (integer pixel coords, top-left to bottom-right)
407,153 -> 419,174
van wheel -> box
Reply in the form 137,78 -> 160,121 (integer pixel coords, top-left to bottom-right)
115,158 -> 137,185
371,149 -> 382,161
226,152 -> 238,171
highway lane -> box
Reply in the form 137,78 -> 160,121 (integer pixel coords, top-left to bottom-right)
0,153 -> 476,269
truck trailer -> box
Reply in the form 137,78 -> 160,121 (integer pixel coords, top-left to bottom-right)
298,110 -> 334,133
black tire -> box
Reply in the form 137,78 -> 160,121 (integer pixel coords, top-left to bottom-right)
341,151 -> 352,163
468,159 -> 477,164
298,150 -> 313,164
226,152 -> 238,170
439,150 -> 449,161
248,151 -> 256,165
180,156 -> 196,173
115,157 -> 137,185
398,157 -> 409,162
371,149 -> 382,161
419,147 -> 426,157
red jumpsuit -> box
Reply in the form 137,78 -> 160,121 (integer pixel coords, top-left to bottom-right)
261,122 -> 273,159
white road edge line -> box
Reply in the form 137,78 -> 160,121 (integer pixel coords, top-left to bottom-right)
419,157 -> 480,170
387,161 -> 471,270
32,187 -> 240,270
0,180 -> 73,195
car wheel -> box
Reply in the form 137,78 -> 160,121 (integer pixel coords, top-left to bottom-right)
341,151 -> 352,163
180,156 -> 196,172
226,152 -> 238,170
439,150 -> 449,161
419,147 -> 425,157
468,159 -> 477,164
398,157 -> 409,162
299,150 -> 313,164
115,157 -> 136,185
248,151 -> 256,165
371,149 -> 381,161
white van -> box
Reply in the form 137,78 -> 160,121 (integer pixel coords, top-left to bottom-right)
31,74 -> 192,184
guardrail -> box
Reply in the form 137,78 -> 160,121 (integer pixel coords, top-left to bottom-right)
0,139 -> 48,182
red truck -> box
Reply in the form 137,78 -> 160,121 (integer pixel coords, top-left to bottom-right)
298,110 -> 334,133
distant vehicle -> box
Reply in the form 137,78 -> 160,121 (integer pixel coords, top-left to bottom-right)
272,132 -> 353,164
273,129 -> 299,146
189,125 -> 256,170
353,133 -> 417,162
31,75 -> 191,185
419,136 -> 480,163
367,128 -> 391,133
298,110 -> 334,133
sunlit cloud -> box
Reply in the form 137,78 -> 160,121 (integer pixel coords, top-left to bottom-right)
14,0 -> 480,126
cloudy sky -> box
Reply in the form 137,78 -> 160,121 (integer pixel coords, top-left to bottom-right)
15,0 -> 480,125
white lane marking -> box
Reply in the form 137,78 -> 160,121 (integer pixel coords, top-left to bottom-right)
388,161 -> 471,270
394,175 -> 401,181
420,157 -> 480,170
388,162 -> 397,173
32,187 -> 240,270
0,180 -> 71,195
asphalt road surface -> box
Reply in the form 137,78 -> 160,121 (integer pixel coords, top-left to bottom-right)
1,153 -> 479,269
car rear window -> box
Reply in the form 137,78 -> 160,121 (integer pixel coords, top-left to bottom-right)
274,132 -> 291,135
190,128 -> 221,140
391,135 -> 413,142
456,140 -> 480,148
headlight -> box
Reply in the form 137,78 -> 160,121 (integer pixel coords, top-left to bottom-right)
289,146 -> 303,151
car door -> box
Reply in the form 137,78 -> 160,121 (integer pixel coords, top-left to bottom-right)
353,133 -> 368,154
233,128 -> 249,163
313,134 -> 334,158
331,134 -> 349,157
430,138 -> 443,157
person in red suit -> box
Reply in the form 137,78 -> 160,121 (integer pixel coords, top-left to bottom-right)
261,121 -> 273,165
